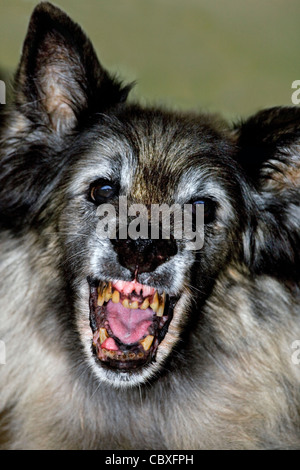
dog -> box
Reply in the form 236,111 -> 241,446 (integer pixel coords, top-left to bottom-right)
0,2 -> 299,450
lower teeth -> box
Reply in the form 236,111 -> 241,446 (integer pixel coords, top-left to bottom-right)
100,349 -> 148,361
99,328 -> 108,344
140,335 -> 154,351
97,327 -> 154,353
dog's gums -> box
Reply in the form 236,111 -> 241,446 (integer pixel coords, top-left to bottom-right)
88,279 -> 175,370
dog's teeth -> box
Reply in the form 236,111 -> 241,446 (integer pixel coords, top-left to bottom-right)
140,335 -> 154,351
122,299 -> 130,308
157,292 -> 166,317
157,305 -> 164,317
104,282 -> 112,302
99,328 -> 109,344
97,281 -> 108,303
112,290 -> 120,304
140,298 -> 150,310
129,301 -> 139,309
97,293 -> 105,306
97,282 -> 105,295
150,292 -> 159,312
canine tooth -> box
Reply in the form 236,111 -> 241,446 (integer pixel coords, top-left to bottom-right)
140,298 -> 150,310
122,299 -> 130,308
157,292 -> 166,317
104,282 -> 112,302
140,335 -> 154,351
112,290 -> 120,304
99,328 -> 108,344
97,282 -> 105,295
129,301 -> 139,309
157,306 -> 164,317
150,292 -> 159,312
97,293 -> 105,306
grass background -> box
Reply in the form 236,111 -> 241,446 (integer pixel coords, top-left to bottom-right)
1,0 -> 300,121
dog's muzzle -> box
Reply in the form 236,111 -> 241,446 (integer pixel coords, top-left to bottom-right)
88,236 -> 179,371
89,279 -> 178,370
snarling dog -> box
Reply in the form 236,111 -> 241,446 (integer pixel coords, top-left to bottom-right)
0,2 -> 299,449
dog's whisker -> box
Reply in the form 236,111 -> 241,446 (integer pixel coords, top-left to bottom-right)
45,231 -> 90,238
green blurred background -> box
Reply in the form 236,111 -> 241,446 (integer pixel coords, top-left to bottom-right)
1,0 -> 300,120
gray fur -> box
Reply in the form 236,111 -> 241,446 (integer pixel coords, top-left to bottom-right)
0,2 -> 299,450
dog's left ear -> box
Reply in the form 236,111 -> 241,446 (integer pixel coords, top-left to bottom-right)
14,2 -> 131,134
235,106 -> 300,279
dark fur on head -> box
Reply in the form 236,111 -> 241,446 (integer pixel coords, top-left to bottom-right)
0,2 -> 299,449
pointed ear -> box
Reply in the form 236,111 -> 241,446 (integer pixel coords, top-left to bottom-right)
14,2 -> 131,134
235,107 -> 300,279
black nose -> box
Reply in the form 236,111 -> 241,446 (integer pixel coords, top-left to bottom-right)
111,235 -> 177,275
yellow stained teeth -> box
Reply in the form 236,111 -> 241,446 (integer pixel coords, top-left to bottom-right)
97,282 -> 166,315
97,293 -> 105,306
140,335 -> 154,351
122,299 -> 139,309
129,301 -> 139,309
97,282 -> 104,295
157,292 -> 166,317
140,298 -> 150,310
104,282 -> 112,302
97,282 -> 107,306
112,290 -> 120,304
150,292 -> 159,312
97,282 -> 113,305
99,328 -> 108,344
157,305 -> 164,317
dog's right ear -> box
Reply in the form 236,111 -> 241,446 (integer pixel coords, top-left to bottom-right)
13,2 -> 131,134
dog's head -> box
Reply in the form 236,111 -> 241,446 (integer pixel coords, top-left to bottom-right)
1,3 -> 299,388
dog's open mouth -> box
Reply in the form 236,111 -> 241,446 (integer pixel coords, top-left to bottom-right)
88,279 -> 175,370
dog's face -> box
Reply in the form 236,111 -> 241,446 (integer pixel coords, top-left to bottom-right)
1,3 -> 298,391
58,110 -> 249,386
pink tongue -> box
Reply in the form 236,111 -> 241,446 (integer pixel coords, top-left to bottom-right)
106,301 -> 154,344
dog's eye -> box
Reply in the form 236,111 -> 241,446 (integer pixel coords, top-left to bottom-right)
90,179 -> 119,205
192,199 -> 216,224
